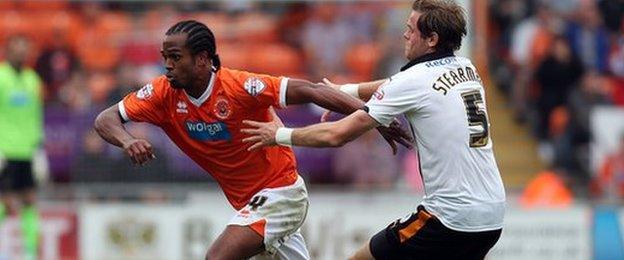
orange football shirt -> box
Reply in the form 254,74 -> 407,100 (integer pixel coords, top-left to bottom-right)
119,68 -> 299,209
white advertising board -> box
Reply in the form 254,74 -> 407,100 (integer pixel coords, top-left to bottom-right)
80,192 -> 591,260
489,206 -> 591,260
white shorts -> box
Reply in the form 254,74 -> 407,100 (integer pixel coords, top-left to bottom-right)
229,176 -> 310,259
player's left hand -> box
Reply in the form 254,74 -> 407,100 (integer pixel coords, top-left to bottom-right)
376,119 -> 414,154
241,107 -> 284,151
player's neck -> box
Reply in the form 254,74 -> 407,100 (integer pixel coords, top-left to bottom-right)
7,61 -> 23,72
185,72 -> 213,99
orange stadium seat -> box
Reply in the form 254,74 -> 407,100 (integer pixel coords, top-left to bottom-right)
345,43 -> 381,81
0,1 -> 15,10
19,0 -> 68,11
19,11 -> 75,46
183,12 -> 230,41
247,43 -> 303,76
99,11 -> 132,40
218,43 -> 251,71
237,12 -> 279,43
143,7 -> 182,36
75,12 -> 130,71
520,171 -> 573,208
0,11 -> 30,35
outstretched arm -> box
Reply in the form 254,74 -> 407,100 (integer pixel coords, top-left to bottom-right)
285,78 -> 365,114
242,109 -> 379,150
94,104 -> 155,165
323,78 -> 389,102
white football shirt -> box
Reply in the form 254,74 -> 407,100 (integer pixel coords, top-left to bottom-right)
366,54 -> 506,232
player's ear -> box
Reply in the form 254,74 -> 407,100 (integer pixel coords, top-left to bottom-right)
427,32 -> 439,49
195,51 -> 210,67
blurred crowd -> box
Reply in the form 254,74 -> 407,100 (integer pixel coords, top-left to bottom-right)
0,1 -> 423,190
488,0 -> 624,198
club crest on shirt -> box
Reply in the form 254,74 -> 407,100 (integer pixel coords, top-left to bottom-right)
214,97 -> 231,119
136,84 -> 153,100
373,89 -> 385,100
243,77 -> 266,97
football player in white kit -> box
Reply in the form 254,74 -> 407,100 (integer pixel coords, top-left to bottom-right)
241,0 -> 506,259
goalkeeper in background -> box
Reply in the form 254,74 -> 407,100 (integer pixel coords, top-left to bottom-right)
0,35 -> 43,259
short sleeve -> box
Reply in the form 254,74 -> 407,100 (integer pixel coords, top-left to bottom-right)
365,76 -> 424,127
226,69 -> 288,109
119,77 -> 168,125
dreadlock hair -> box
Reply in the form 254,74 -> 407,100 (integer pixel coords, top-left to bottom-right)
166,20 -> 221,71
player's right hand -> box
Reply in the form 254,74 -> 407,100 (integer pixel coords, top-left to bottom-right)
122,138 -> 155,165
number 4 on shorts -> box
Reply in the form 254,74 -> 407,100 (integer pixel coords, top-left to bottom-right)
248,195 -> 268,211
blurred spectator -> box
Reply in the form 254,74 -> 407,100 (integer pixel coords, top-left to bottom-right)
120,15 -> 161,67
594,135 -> 624,201
276,3 -> 310,48
301,2 -> 353,79
74,2 -> 129,71
597,0 -> 624,33
608,21 -> 624,77
534,36 -> 584,142
0,35 -> 42,259
88,71 -> 115,108
58,69 -> 91,112
488,0 -> 624,198
509,3 -> 561,119
34,30 -> 80,104
565,1 -> 610,72
373,2 -> 409,78
332,131 -> 400,189
558,71 -> 613,185
510,3 -> 559,68
106,63 -> 141,106
345,2 -> 379,43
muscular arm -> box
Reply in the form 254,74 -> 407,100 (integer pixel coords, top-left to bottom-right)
241,110 -> 380,150
94,104 -> 154,165
94,105 -> 134,147
285,79 -> 365,114
292,110 -> 379,147
354,79 -> 388,101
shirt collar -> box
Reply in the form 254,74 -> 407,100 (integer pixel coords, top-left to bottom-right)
400,51 -> 455,72
185,71 -> 216,107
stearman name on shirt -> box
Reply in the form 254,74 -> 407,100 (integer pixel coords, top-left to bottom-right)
432,65 -> 482,95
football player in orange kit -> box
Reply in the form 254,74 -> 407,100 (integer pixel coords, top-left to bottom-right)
94,20 -> 411,259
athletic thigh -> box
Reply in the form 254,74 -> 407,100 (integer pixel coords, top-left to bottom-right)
206,225 -> 265,260
230,176 -> 309,257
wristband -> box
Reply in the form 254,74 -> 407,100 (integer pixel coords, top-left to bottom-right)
275,127 -> 294,146
340,84 -> 359,98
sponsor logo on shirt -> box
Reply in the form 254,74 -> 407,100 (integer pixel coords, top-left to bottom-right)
424,57 -> 457,68
9,91 -> 29,106
243,77 -> 266,97
176,101 -> 188,113
213,97 -> 231,119
185,121 -> 231,141
136,84 -> 153,100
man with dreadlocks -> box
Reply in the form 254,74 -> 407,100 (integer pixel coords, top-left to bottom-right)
94,20 -> 411,259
